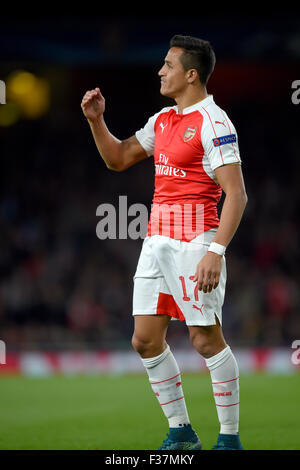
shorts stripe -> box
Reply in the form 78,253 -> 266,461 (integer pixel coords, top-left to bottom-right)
156,292 -> 185,322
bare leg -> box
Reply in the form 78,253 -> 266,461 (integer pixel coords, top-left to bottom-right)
131,314 -> 171,358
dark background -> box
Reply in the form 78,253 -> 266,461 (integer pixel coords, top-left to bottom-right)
0,15 -> 299,352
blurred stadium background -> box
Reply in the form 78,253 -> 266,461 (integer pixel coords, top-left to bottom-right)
0,15 -> 300,376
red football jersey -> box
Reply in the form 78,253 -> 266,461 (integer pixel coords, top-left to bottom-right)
135,95 -> 241,242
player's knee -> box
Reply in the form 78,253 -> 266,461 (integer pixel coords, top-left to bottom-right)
189,331 -> 216,358
131,333 -> 151,356
131,333 -> 163,358
131,333 -> 142,354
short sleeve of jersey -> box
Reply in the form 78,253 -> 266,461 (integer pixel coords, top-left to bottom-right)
135,113 -> 158,157
201,111 -> 241,171
135,106 -> 175,157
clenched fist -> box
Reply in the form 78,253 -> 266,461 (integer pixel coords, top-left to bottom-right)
81,87 -> 105,122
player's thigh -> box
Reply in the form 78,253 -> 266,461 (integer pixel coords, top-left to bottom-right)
132,314 -> 171,357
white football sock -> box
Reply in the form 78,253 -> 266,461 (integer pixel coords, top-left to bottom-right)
141,345 -> 190,428
205,345 -> 239,435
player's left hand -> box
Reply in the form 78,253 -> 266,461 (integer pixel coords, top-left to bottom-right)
193,252 -> 222,293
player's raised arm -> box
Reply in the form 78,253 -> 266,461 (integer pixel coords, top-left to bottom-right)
81,88 -> 148,171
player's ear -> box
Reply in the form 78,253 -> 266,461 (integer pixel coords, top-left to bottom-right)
186,69 -> 198,84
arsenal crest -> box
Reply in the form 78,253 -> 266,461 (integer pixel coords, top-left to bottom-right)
183,126 -> 197,142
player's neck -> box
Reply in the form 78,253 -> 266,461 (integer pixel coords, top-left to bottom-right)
175,87 -> 208,114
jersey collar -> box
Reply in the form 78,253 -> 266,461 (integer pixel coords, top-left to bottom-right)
179,95 -> 214,115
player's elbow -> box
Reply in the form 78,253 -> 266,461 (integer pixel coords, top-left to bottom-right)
105,154 -> 128,172
241,188 -> 248,208
106,159 -> 134,172
226,186 -> 248,209
105,161 -> 125,172
236,188 -> 248,209
239,189 -> 248,215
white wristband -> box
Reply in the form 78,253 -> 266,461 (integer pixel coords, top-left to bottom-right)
208,242 -> 226,256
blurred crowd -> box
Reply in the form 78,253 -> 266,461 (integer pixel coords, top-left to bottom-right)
0,65 -> 299,352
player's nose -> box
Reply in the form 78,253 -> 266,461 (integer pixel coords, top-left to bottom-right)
158,65 -> 165,77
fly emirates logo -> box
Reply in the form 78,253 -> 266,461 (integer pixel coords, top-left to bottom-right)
155,153 -> 186,178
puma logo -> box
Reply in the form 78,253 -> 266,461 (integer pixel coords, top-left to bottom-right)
192,304 -> 204,315
160,122 -> 168,133
215,120 -> 226,127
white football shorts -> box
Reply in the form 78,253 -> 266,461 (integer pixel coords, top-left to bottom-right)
132,230 -> 226,326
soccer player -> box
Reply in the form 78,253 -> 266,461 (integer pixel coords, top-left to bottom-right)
81,35 -> 247,450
